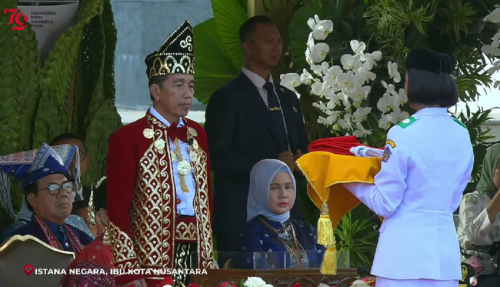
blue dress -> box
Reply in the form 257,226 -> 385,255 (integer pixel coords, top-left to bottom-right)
237,215 -> 325,269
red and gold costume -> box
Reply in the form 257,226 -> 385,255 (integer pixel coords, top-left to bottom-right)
105,20 -> 215,286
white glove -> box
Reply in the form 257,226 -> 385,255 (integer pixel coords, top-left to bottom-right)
350,146 -> 384,158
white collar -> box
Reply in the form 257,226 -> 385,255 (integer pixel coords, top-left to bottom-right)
149,106 -> 185,128
242,66 -> 274,89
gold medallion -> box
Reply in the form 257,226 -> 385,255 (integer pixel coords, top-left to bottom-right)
143,128 -> 154,139
188,127 -> 197,137
192,139 -> 199,150
171,151 -> 177,162
178,160 -> 191,175
189,150 -> 197,161
154,139 -> 166,150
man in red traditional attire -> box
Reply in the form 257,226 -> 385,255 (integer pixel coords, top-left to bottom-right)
105,20 -> 216,287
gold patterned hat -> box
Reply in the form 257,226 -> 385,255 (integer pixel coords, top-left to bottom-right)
145,20 -> 195,79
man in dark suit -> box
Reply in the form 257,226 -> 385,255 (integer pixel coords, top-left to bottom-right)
205,15 -> 309,266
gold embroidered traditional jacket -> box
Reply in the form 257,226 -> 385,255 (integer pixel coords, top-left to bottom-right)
105,110 -> 215,285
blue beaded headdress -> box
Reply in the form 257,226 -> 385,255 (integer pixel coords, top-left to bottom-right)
0,143 -> 81,218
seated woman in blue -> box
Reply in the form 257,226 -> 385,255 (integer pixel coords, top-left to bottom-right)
237,159 -> 325,269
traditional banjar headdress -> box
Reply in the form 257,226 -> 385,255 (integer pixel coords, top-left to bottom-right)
0,143 -> 81,218
145,20 -> 195,79
405,48 -> 453,74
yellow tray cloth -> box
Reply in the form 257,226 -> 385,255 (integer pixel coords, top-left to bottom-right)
296,151 -> 381,274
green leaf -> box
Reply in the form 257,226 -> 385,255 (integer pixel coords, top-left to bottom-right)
193,19 -> 240,105
212,0 -> 247,69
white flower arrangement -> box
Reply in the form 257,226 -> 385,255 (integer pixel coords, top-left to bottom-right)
243,277 -> 273,287
481,7 -> 500,88
280,15 -> 409,137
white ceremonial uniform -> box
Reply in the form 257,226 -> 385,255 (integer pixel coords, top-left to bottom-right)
344,107 -> 474,287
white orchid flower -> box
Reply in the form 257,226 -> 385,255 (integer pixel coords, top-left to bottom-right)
310,64 -> 323,76
388,61 -> 401,83
311,81 -> 325,96
487,61 -> 500,75
300,69 -> 315,85
337,113 -> 352,129
353,123 -> 372,137
357,66 -> 376,83
381,80 -> 398,96
378,116 -> 391,130
317,109 -> 340,126
307,15 -> 334,39
307,33 -> 315,49
310,42 -> 330,63
350,40 -> 366,59
337,71 -> 356,91
485,8 -> 500,23
280,73 -> 301,89
385,110 -> 409,124
363,51 -> 382,70
322,65 -> 343,85
312,21 -> 334,40
340,54 -> 362,71
377,92 -> 395,113
481,44 -> 500,56
312,101 -> 327,113
350,85 -> 371,103
340,54 -> 355,70
395,88 -> 408,105
352,107 -> 372,123
307,15 -> 321,30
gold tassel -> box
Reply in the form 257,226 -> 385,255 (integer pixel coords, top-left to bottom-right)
317,203 -> 335,246
320,245 -> 337,275
103,228 -> 110,245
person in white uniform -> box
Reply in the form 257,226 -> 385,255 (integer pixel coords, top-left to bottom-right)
343,48 -> 474,287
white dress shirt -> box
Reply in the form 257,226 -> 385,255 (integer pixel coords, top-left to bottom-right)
150,107 -> 196,216
241,66 -> 275,108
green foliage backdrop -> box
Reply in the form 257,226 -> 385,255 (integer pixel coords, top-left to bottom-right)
0,0 -> 122,225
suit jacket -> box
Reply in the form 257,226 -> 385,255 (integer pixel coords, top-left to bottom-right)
344,107 -> 474,280
205,72 -> 309,233
106,109 -> 215,285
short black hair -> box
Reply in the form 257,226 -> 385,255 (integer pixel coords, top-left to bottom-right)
407,69 -> 459,108
148,75 -> 169,101
239,15 -> 275,44
24,182 -> 39,212
94,178 -> 107,211
50,133 -> 87,151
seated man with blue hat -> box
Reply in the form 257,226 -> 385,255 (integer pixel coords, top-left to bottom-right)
0,143 -> 93,254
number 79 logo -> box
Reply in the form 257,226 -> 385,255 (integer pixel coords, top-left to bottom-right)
4,8 -> 28,30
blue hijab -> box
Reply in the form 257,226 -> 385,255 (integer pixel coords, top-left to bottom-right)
247,159 -> 296,223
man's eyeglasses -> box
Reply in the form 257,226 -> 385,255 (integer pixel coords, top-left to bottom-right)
79,150 -> 87,162
38,182 -> 76,196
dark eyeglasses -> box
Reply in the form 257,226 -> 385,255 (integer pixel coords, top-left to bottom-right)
38,182 -> 76,196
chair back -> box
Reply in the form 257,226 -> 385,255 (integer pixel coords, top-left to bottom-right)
0,235 -> 75,287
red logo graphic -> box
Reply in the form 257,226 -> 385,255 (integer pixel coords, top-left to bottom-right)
4,8 -> 28,30
24,264 -> 33,276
